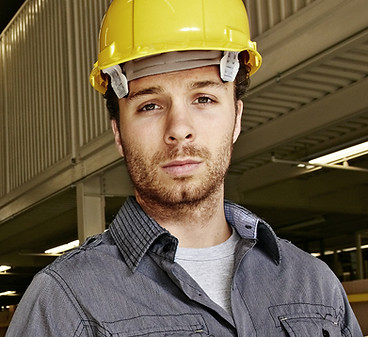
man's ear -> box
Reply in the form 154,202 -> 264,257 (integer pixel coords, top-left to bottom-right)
233,99 -> 243,144
111,119 -> 124,157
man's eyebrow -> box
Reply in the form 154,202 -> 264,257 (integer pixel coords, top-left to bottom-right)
189,80 -> 226,90
127,86 -> 163,101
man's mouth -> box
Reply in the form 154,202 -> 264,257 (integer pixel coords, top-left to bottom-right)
162,159 -> 202,176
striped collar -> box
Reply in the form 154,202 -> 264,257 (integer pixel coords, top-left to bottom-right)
110,197 -> 280,272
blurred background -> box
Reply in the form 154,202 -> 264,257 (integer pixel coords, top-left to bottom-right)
0,0 -> 367,334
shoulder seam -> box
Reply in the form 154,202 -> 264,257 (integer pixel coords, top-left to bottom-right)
42,268 -> 88,322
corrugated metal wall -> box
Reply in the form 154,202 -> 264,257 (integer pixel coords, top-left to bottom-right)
0,0 -> 110,198
67,0 -> 111,148
245,0 -> 317,37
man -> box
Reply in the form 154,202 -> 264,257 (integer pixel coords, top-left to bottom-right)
6,0 -> 363,336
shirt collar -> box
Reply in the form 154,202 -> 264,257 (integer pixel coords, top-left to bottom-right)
110,197 -> 280,272
224,200 -> 280,265
109,197 -> 170,272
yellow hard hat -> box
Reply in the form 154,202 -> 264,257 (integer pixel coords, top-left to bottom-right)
90,0 -> 262,95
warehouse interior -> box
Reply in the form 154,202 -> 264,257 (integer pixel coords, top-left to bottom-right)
0,0 -> 368,334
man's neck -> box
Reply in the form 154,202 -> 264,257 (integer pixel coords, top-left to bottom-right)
136,189 -> 231,248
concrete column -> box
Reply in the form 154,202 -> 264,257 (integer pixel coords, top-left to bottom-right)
77,175 -> 105,243
355,232 -> 363,280
319,239 -> 325,260
333,250 -> 343,279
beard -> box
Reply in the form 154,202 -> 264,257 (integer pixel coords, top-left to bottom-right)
121,135 -> 233,209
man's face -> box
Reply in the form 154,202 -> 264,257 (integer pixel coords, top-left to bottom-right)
112,65 -> 243,207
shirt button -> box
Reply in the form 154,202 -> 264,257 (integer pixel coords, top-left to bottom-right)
322,329 -> 330,337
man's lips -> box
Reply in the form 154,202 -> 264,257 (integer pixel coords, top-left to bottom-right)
162,159 -> 202,176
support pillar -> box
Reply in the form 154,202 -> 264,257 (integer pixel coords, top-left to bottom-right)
77,175 -> 105,243
319,239 -> 325,261
355,232 -> 363,280
333,250 -> 343,280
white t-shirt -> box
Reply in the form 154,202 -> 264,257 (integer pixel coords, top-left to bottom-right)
175,229 -> 240,314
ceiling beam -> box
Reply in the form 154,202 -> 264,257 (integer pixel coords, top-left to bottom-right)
233,77 -> 368,162
0,133 -> 121,224
239,170 -> 368,215
250,0 -> 368,88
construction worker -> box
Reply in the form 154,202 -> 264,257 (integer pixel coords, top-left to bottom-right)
6,0 -> 362,336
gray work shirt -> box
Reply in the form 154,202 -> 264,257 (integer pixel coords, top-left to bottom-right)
6,197 -> 363,336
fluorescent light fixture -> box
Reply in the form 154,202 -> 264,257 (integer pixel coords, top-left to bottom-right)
297,163 -> 315,169
0,265 -> 11,273
45,240 -> 80,255
309,140 -> 368,165
311,244 -> 368,257
0,291 -> 16,296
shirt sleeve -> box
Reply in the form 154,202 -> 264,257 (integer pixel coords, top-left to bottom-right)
6,271 -> 84,337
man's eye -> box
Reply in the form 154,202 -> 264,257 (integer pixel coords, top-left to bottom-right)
194,96 -> 213,104
139,103 -> 160,111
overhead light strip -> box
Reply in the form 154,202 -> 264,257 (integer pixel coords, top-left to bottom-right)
309,140 -> 368,165
272,140 -> 368,173
44,240 -> 80,255
0,291 -> 16,296
0,265 -> 11,273
311,244 -> 368,257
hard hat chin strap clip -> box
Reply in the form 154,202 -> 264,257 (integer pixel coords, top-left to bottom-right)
220,51 -> 240,82
102,65 -> 128,99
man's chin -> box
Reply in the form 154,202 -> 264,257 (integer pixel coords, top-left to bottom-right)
138,182 -> 221,209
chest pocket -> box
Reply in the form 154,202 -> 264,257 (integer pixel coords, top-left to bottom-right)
101,313 -> 210,336
268,303 -> 348,337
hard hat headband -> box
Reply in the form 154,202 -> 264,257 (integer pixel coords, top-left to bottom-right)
124,50 -> 222,81
103,50 -> 240,99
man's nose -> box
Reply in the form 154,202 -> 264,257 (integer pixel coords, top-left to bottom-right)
163,103 -> 196,146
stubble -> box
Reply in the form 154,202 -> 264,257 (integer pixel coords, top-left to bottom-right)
121,134 -> 233,221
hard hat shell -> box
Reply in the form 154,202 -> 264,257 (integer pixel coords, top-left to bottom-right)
90,0 -> 262,94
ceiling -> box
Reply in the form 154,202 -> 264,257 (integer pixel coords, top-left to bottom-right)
1,0 -> 368,307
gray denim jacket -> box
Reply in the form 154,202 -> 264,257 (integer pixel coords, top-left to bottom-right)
6,197 -> 363,336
